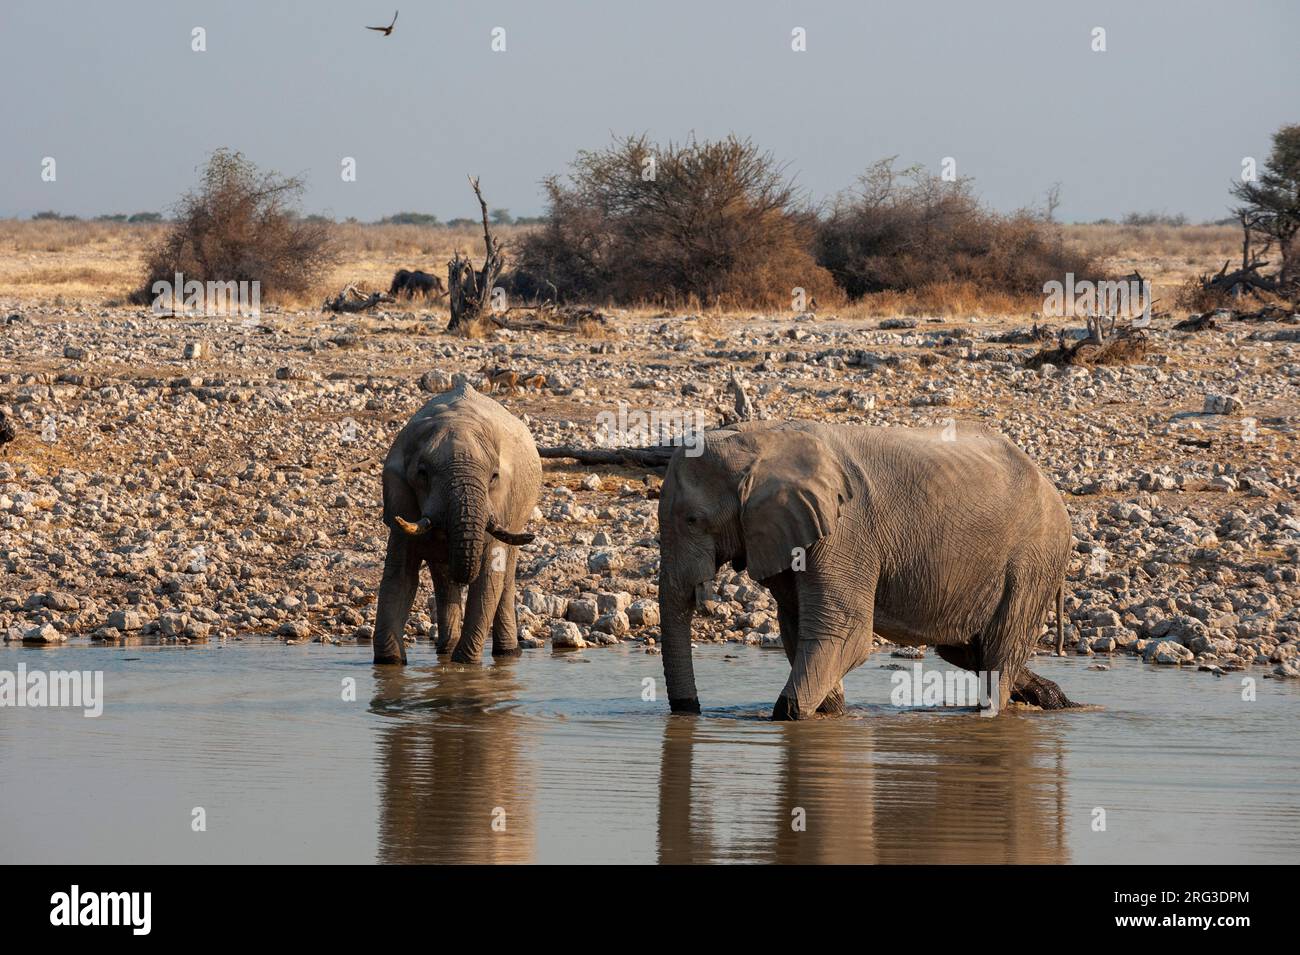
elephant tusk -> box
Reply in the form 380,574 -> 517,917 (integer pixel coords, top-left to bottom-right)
394,515 -> 432,536
485,517 -> 534,546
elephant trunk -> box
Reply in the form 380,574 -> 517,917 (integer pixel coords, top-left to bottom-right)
659,572 -> 701,714
449,475 -> 488,585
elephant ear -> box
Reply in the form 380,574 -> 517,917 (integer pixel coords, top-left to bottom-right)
381,461 -> 420,532
735,430 -> 853,581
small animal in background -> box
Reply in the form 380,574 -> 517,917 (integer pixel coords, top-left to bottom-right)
389,269 -> 445,300
0,409 -> 15,453
482,367 -> 521,396
366,10 -> 398,36
480,367 -> 548,397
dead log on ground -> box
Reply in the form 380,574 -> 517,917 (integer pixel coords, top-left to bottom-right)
1173,312 -> 1220,332
324,285 -> 392,313
1198,260 -> 1287,297
474,305 -> 611,334
1235,303 -> 1295,322
538,445 -> 680,469
1026,325 -> 1150,367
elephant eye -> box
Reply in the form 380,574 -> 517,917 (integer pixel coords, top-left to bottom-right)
490,471 -> 500,484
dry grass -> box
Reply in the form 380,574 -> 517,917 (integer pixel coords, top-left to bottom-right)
837,281 -> 1038,318
1063,222 -> 1240,285
0,218 -> 1249,321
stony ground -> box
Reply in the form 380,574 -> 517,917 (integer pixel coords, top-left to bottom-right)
3,300 -> 1299,684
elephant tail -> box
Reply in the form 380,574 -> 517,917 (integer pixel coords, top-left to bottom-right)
1055,584 -> 1066,656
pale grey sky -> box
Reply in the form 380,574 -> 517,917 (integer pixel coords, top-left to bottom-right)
1,0 -> 1296,223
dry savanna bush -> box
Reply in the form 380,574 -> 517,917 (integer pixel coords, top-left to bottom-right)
517,134 -> 839,310
814,159 -> 1098,311
132,149 -> 336,306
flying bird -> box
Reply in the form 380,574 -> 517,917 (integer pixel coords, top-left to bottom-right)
366,11 -> 398,36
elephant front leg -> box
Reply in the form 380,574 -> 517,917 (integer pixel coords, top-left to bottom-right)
776,637 -> 856,720
773,575 -> 874,721
374,534 -> 422,664
428,563 -> 464,655
449,549 -> 506,664
770,571 -> 844,716
490,546 -> 521,656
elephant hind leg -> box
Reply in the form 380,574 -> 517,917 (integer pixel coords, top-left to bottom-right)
1011,670 -> 1079,709
979,575 -> 1055,713
937,639 -> 1077,710
936,640 -> 1001,711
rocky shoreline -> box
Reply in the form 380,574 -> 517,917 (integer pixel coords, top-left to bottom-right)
2,304 -> 1298,683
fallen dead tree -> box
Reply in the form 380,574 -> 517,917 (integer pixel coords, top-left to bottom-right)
484,305 -> 610,334
1235,303 -> 1296,322
1026,324 -> 1150,367
324,285 -> 392,312
540,379 -> 761,469
1197,259 -> 1290,298
538,445 -> 679,468
1173,311 -> 1221,332
1174,303 -> 1295,332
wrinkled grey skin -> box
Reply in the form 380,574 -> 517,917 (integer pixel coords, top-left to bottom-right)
657,420 -> 1072,719
374,381 -> 541,665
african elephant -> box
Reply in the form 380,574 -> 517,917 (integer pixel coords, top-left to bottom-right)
657,420 -> 1074,719
390,269 -> 446,299
373,380 -> 541,665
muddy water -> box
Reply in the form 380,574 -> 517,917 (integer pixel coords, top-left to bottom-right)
2,640 -> 1297,864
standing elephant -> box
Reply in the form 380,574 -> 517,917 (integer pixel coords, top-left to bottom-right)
657,420 -> 1074,719
373,380 -> 541,665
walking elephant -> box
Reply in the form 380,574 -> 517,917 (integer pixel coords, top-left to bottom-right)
373,380 -> 541,665
656,420 -> 1075,719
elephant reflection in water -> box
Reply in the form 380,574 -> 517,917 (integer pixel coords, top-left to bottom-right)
371,663 -> 534,863
657,711 -> 1069,864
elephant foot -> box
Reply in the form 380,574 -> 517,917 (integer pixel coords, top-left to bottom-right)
491,646 -> 523,659
816,685 -> 846,716
771,695 -> 801,721
1011,670 -> 1079,709
372,634 -> 406,665
669,696 -> 701,715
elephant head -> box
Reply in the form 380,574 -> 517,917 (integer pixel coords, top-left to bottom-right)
657,426 -> 854,713
382,414 -> 533,584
